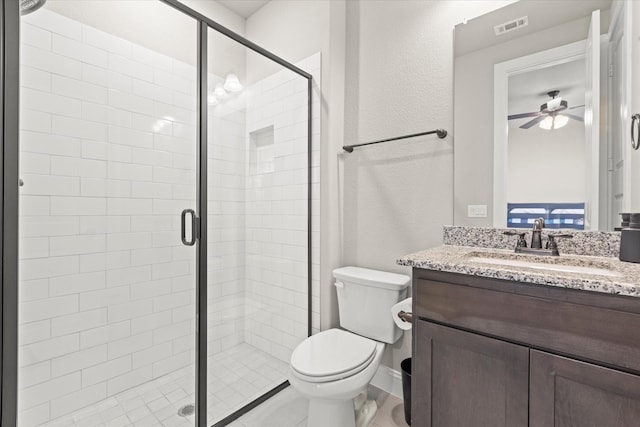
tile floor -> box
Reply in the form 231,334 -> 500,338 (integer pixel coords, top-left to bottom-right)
38,342 -> 408,427
40,367 -> 195,427
228,385 -> 410,427
206,344 -> 289,424
40,343 -> 289,426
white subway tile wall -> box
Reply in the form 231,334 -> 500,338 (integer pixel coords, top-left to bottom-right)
18,7 -> 320,426
18,9 -> 197,426
207,91 -> 247,359
242,54 -> 321,363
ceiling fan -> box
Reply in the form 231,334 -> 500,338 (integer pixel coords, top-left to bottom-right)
508,90 -> 584,129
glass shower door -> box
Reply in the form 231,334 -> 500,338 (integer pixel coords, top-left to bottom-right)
205,27 -> 313,426
17,2 -> 200,425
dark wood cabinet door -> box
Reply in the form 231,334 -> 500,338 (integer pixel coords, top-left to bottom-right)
530,350 -> 640,427
413,320 -> 529,427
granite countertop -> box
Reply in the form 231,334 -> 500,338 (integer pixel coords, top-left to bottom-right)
397,245 -> 640,298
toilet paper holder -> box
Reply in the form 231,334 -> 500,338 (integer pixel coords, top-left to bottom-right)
397,310 -> 413,323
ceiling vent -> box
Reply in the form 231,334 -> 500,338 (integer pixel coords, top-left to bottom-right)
494,16 -> 528,36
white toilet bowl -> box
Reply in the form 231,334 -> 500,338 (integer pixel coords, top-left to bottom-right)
288,328 -> 385,427
288,266 -> 410,427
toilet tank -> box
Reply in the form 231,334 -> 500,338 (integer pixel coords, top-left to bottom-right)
333,266 -> 410,344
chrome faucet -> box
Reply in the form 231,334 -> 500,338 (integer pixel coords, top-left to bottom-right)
531,218 -> 544,249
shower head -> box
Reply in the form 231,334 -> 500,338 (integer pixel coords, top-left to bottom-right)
20,0 -> 47,16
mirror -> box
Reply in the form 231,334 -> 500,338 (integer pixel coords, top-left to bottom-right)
452,0 -> 633,231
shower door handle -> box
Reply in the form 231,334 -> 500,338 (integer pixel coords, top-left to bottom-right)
181,209 -> 198,246
632,113 -> 640,150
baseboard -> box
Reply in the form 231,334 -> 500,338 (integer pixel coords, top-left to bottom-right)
370,365 -> 403,398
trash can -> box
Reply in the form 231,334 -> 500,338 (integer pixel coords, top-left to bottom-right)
401,357 -> 411,425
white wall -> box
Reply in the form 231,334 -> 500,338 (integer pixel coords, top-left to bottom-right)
205,53 -> 320,364
246,0 -> 342,334
207,84 -> 247,357
46,0 -> 247,73
246,0 -> 329,84
244,54 -> 321,362
507,122 -> 586,203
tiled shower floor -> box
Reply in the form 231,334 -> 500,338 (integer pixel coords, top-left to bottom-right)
227,384 -> 410,427
41,343 -> 289,427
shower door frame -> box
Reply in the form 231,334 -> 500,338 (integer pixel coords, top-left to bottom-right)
0,1 -> 313,426
1,0 -> 21,425
160,1 -> 314,425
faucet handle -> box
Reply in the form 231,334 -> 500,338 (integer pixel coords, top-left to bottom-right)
545,234 -> 573,250
504,231 -> 528,248
549,233 -> 574,238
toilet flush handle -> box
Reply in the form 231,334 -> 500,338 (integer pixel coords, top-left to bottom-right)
334,281 -> 345,289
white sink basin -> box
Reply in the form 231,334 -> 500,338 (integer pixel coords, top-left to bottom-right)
466,255 -> 623,278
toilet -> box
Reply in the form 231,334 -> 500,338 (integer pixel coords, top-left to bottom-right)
288,266 -> 410,427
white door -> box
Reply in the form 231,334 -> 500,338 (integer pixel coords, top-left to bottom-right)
607,0 -> 633,228
585,9 -> 600,230
631,1 -> 640,212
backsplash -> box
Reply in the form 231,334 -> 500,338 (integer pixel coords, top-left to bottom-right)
443,226 -> 621,258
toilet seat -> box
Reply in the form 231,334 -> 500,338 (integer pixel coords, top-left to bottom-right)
290,329 -> 378,383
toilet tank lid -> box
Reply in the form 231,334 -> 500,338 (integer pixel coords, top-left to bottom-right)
333,266 -> 410,290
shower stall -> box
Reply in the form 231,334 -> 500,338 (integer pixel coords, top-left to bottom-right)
1,0 -> 319,425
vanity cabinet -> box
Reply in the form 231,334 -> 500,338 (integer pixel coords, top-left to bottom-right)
411,269 -> 640,427
414,320 -> 528,427
529,350 -> 640,426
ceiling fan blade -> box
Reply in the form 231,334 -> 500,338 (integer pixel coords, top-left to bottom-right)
565,113 -> 584,122
520,115 -> 546,129
508,112 -> 540,120
568,104 -> 585,110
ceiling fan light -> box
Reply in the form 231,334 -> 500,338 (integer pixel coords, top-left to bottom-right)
539,114 -> 569,130
554,114 -> 569,129
539,116 -> 554,130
